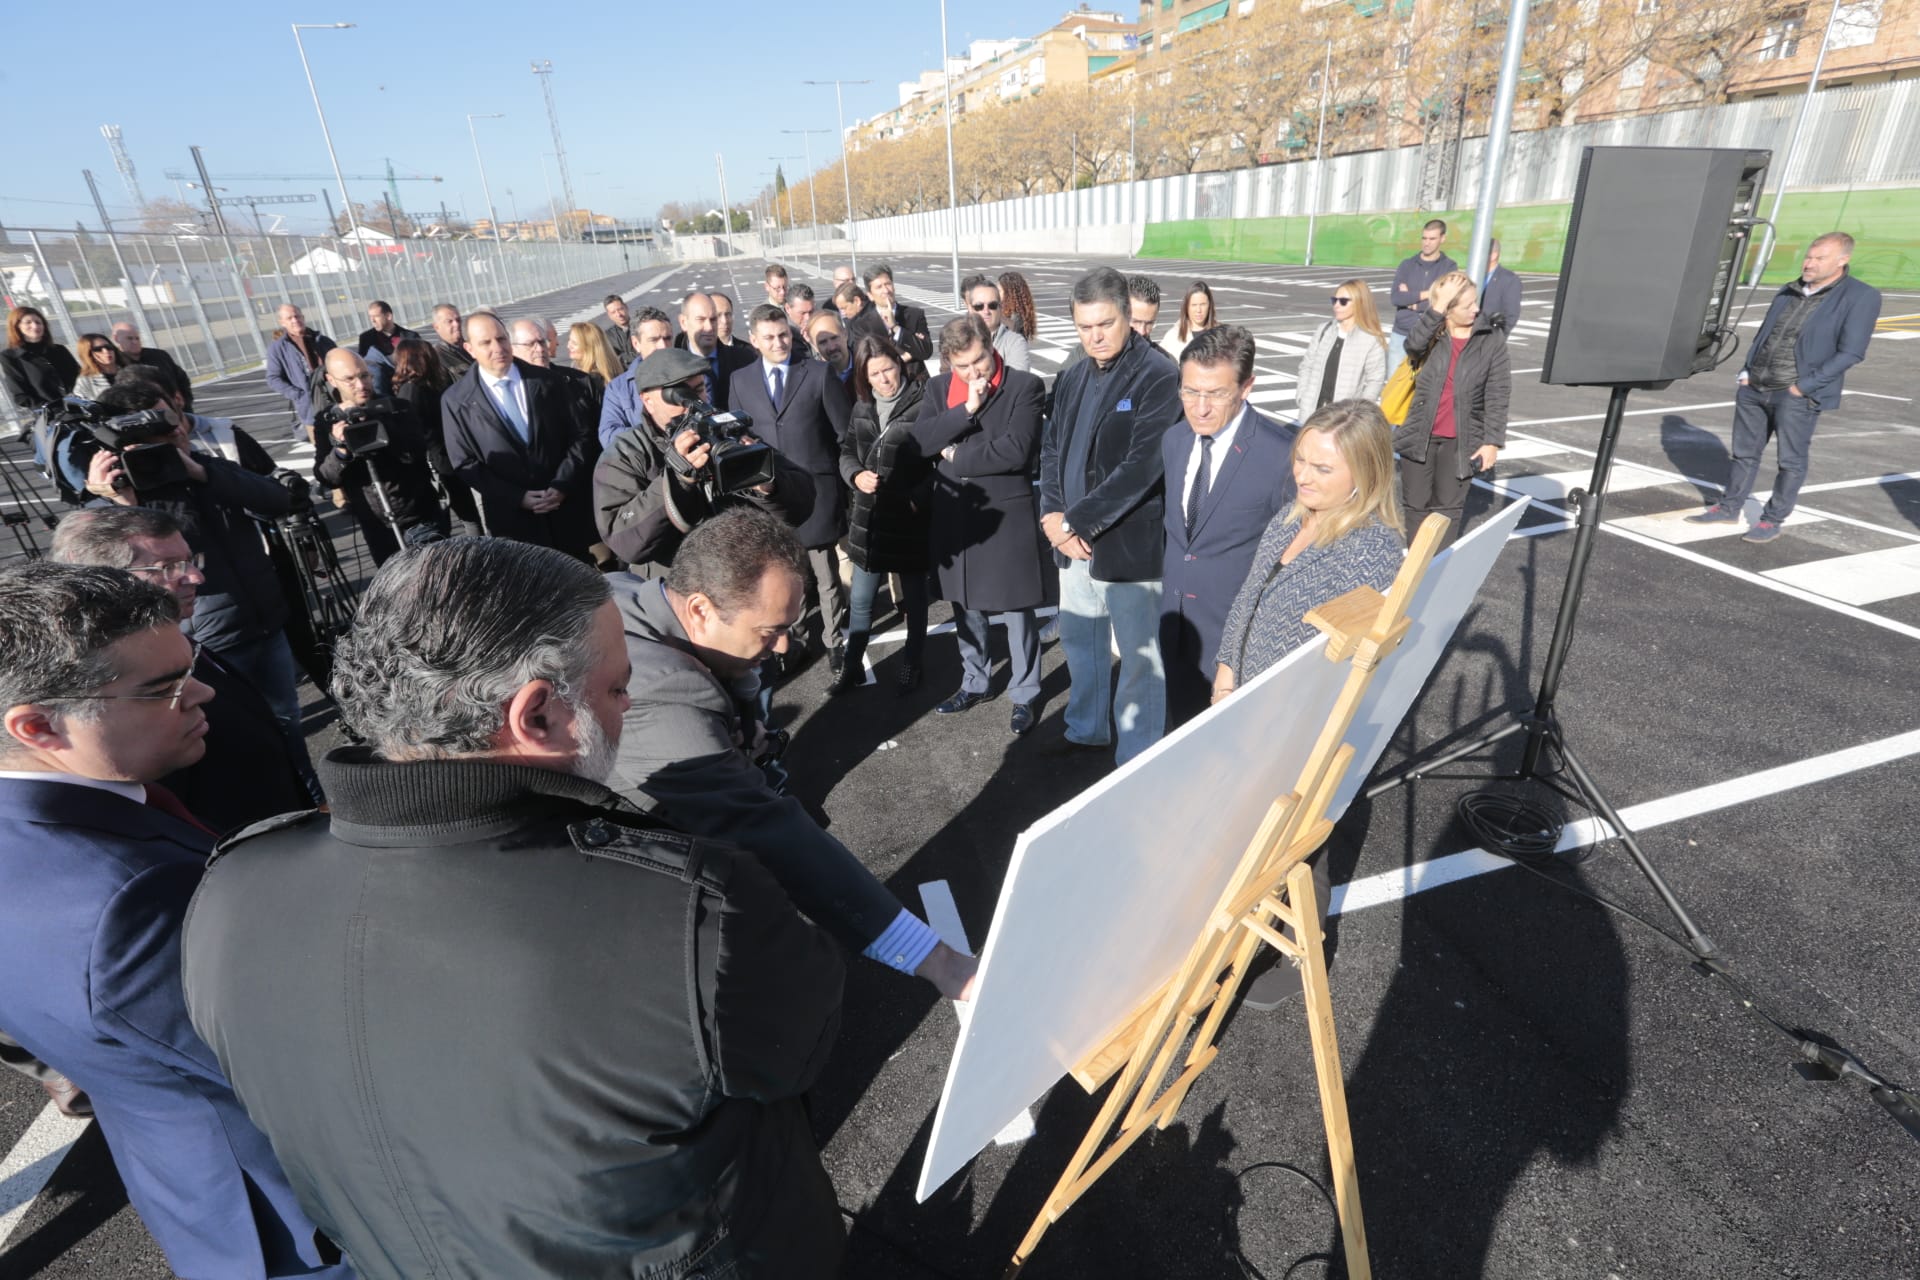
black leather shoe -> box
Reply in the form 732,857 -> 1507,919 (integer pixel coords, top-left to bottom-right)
829,641 -> 846,675
826,665 -> 863,697
1010,702 -> 1038,735
935,690 -> 989,714
896,663 -> 923,695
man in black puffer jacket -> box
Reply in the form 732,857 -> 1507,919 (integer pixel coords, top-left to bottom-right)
84,380 -> 316,795
183,538 -> 848,1280
313,350 -> 447,563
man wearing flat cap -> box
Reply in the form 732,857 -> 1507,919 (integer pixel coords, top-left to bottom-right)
593,348 -> 815,573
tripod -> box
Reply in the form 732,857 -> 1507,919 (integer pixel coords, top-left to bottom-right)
1366,383 -> 1717,956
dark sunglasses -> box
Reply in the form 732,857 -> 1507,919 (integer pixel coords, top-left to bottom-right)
1329,296 -> 1353,306
971,301 -> 1002,312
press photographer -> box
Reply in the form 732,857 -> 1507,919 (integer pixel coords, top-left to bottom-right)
593,347 -> 814,573
83,381 -> 317,796
315,349 -> 447,563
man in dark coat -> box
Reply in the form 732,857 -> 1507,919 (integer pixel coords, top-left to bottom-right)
593,348 -> 814,573
183,538 -> 848,1280
865,263 -> 935,383
428,302 -> 475,378
672,290 -> 756,411
1039,267 -> 1184,764
912,315 -> 1051,734
1688,230 -> 1882,543
728,303 -> 854,666
314,350 -> 448,563
1158,325 -> 1297,731
0,564 -> 347,1280
355,299 -> 419,360
112,322 -> 194,410
442,311 -> 598,555
47,507 -> 313,835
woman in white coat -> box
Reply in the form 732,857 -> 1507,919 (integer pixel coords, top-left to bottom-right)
1293,279 -> 1389,422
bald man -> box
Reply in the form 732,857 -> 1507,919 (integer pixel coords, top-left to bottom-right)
315,349 -> 445,562
672,290 -> 755,411
440,311 -> 599,556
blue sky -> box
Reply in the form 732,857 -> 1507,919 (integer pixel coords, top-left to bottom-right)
0,0 -> 1065,235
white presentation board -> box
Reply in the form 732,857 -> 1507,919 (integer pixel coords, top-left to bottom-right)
916,499 -> 1530,1200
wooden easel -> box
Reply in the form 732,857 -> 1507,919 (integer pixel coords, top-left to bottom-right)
1006,514 -> 1449,1279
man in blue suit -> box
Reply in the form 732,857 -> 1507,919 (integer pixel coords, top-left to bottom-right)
1688,231 -> 1882,544
0,563 -> 347,1278
1160,325 -> 1298,730
729,303 -> 854,669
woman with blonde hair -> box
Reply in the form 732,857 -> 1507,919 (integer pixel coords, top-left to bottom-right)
1294,280 -> 1389,419
1394,269 -> 1509,548
566,322 -> 623,388
1212,398 -> 1405,700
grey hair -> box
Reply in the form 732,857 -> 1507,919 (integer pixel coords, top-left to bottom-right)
1811,231 -> 1854,255
629,306 -> 672,339
1070,267 -> 1129,314
329,539 -> 611,760
0,563 -> 178,746
50,507 -> 184,569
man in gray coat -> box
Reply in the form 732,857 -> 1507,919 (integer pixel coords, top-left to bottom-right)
610,508 -> 977,998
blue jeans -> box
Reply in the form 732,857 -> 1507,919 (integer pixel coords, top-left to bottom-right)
847,567 -> 927,666
1723,383 -> 1820,523
1387,331 -> 1407,372
217,630 -> 322,803
1058,558 -> 1165,764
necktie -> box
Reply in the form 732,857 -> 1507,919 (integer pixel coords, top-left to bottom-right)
770,364 -> 785,412
145,782 -> 215,835
1186,434 -> 1214,540
494,378 -> 530,442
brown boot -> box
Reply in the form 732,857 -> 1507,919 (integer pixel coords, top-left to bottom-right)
41,1073 -> 93,1118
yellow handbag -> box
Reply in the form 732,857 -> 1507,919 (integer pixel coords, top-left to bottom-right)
1380,356 -> 1416,425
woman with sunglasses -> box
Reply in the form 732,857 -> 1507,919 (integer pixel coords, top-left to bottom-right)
2,306 -> 80,413
74,332 -> 128,399
1294,281 -> 1390,423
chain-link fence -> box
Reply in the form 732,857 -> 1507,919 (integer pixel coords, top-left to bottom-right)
1,227 -> 652,426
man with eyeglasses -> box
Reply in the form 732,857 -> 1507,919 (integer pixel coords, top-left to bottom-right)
0,562 -> 349,1280
962,274 -> 1029,372
50,507 -> 315,831
1158,325 -> 1298,730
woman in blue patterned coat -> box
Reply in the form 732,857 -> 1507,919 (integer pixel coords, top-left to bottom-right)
1212,399 -> 1405,700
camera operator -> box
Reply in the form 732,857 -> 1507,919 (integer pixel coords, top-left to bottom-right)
315,349 -> 447,563
83,381 -> 318,798
593,348 -> 815,573
610,509 -> 977,1003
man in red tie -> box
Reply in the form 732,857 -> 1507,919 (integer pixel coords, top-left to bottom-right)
0,562 -> 347,1278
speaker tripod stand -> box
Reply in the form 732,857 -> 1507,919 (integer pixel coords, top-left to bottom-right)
1365,383 -> 1716,952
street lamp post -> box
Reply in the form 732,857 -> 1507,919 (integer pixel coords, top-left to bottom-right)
291,23 -> 364,271
938,0 -> 962,303
803,79 -> 873,277
782,128 -> 829,273
466,112 -> 513,300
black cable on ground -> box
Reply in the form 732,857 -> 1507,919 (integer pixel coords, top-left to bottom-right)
1226,1161 -> 1341,1280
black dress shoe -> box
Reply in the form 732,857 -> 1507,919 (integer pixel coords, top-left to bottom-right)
935,689 -> 989,714
826,665 -> 863,696
829,641 -> 846,675
896,663 -> 923,695
1010,701 -> 1038,735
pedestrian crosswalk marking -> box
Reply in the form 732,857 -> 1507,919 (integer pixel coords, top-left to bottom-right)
1763,543 -> 1920,605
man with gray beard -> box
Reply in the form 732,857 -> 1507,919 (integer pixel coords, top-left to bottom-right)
182,537 -> 848,1279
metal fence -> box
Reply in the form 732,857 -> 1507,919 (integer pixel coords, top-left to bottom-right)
2,229 -> 650,425
842,77 -> 1920,249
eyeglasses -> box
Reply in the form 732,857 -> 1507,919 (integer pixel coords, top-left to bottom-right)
511,337 -> 550,349
90,346 -> 115,356
1329,296 -> 1353,306
54,644 -> 203,711
127,553 -> 205,581
971,301 -> 1002,312
1178,387 -> 1239,405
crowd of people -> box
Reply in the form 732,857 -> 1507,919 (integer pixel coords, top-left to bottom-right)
0,222 -> 1880,1277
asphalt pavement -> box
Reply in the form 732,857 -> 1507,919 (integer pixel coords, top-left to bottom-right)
3,252 -> 1916,1279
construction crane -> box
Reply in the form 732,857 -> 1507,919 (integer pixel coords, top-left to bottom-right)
531,60 -> 578,239
163,160 -> 442,221
100,125 -> 147,208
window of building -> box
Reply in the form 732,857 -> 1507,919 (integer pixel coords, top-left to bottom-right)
1635,0 -> 1658,13
1830,0 -> 1881,51
1620,54 -> 1649,88
1759,10 -> 1805,60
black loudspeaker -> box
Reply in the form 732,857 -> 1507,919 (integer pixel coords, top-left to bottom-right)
1540,146 -> 1770,388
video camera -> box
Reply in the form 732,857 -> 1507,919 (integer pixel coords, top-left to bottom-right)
315,401 -> 396,459
88,410 -> 192,493
659,390 -> 776,496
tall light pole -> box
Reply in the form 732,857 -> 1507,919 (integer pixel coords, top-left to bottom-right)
938,0 -> 962,303
291,22 -> 362,268
803,79 -> 873,277
467,113 -> 512,299
771,156 -> 807,248
1465,0 -> 1531,285
1305,42 -> 1333,267
1749,0 -> 1848,285
782,128 -> 830,273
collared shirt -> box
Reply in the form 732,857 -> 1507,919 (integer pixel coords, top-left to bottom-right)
0,770 -> 146,803
482,365 -> 529,435
760,358 -> 791,403
1181,404 -> 1247,524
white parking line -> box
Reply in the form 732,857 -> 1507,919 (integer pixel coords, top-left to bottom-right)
0,1103 -> 91,1248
